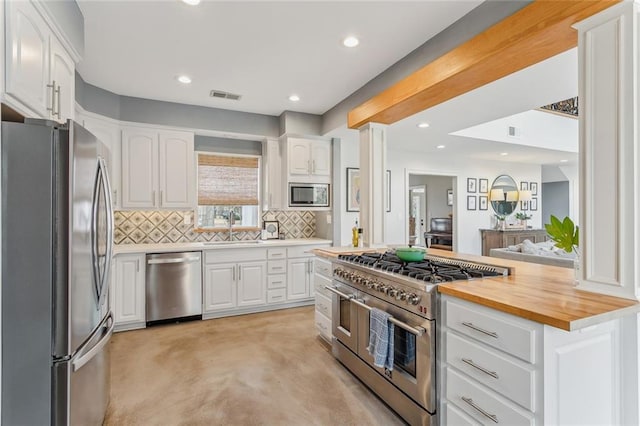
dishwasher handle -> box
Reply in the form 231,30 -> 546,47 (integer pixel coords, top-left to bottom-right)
147,256 -> 201,265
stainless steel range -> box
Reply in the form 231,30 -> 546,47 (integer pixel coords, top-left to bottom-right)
325,251 -> 510,426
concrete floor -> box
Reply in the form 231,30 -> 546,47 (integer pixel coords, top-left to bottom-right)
105,306 -> 405,425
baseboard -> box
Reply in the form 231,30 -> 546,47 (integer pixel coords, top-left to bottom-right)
202,299 -> 314,320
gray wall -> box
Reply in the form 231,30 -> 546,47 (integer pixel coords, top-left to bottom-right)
279,111 -> 323,136
41,1 -> 84,57
321,0 -> 532,134
194,136 -> 262,156
409,175 -> 454,222
76,74 -> 280,137
542,181 -> 570,224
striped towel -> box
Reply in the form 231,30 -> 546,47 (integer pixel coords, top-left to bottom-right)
367,308 -> 394,370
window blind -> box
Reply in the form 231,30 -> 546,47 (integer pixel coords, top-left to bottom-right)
198,154 -> 259,205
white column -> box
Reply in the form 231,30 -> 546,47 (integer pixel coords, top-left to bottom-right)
358,123 -> 387,247
574,1 -> 640,301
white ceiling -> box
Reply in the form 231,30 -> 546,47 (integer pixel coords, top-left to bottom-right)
77,0 -> 483,116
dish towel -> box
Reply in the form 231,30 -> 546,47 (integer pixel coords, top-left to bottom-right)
368,307 -> 394,370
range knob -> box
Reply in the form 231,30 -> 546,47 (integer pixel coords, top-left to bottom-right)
396,290 -> 407,301
377,284 -> 387,293
407,293 -> 421,305
387,288 -> 398,297
333,268 -> 341,277
363,279 -> 373,288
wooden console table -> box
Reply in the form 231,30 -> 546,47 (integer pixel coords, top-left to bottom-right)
480,229 -> 550,256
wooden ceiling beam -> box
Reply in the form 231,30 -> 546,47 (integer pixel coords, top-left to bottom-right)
347,0 -> 620,129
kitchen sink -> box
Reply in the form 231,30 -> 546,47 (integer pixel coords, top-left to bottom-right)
202,240 -> 266,246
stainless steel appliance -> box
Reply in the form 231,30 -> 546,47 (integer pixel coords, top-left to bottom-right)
2,118 -> 114,425
327,251 -> 510,426
288,182 -> 330,207
146,252 -> 202,324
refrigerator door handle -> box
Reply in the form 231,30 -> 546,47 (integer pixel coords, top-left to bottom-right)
72,312 -> 114,372
99,158 -> 114,306
90,162 -> 101,302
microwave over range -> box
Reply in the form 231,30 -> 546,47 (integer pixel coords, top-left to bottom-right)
289,183 -> 330,208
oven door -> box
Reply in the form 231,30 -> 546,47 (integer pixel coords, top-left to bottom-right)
356,294 -> 435,413
327,281 -> 359,354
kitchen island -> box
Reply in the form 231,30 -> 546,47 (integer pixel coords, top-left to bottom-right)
314,246 -> 640,425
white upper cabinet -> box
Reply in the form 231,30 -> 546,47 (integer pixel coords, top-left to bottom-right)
5,0 -> 75,122
262,137 -> 283,210
121,127 -> 195,209
82,116 -> 122,208
285,137 -> 331,183
158,132 -> 196,208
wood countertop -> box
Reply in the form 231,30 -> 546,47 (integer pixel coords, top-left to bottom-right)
312,246 -> 640,331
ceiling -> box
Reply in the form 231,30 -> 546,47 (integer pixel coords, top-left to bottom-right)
77,1 -> 578,168
76,0 -> 483,116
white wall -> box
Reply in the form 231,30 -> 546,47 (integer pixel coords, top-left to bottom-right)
338,136 -> 360,246
408,174 -> 454,221
336,138 -> 544,254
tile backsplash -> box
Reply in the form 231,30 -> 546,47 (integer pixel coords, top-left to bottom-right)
114,210 -> 316,244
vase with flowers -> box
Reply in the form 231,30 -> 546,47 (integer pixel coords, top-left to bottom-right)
544,215 -> 580,284
494,214 -> 506,230
515,212 -> 532,229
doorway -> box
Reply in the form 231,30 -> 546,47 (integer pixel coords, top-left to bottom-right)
406,172 -> 455,248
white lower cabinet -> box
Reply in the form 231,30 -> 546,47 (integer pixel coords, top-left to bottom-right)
111,254 -> 145,331
203,261 -> 266,313
287,258 -> 312,300
441,295 -> 623,425
313,256 -> 333,342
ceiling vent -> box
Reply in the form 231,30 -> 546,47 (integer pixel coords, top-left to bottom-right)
209,90 -> 242,101
508,126 -> 521,138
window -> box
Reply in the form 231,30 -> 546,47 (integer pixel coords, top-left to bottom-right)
196,153 -> 260,229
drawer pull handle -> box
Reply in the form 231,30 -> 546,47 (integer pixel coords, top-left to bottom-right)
272,267 -> 283,270
462,321 -> 498,338
461,396 -> 498,423
461,358 -> 499,379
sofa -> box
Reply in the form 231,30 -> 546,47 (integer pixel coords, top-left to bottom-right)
424,217 -> 452,250
489,239 -> 575,268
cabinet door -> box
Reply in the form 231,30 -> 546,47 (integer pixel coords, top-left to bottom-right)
288,138 -> 311,176
5,0 -> 50,117
122,128 -> 158,208
84,117 -> 121,208
158,131 -> 195,208
287,258 -> 310,300
49,36 -> 74,122
203,263 -> 237,312
262,138 -> 282,210
310,140 -> 331,177
237,261 -> 266,307
113,254 -> 145,325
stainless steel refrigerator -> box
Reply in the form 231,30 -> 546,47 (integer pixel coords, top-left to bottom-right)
1,118 -> 114,425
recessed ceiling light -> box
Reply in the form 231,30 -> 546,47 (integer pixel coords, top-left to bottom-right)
289,94 -> 300,102
181,0 -> 200,5
560,159 -> 569,163
436,145 -> 445,149
343,36 -> 359,48
417,122 -> 430,128
500,152 -> 509,156
177,75 -> 192,84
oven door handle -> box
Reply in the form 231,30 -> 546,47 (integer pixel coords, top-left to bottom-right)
325,285 -> 355,300
352,297 -> 426,337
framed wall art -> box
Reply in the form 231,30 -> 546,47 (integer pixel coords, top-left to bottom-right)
447,189 -> 453,206
520,181 -> 529,191
346,167 -> 360,212
263,221 -> 280,239
467,178 -> 477,193
467,195 -> 477,210
530,182 -> 538,196
479,178 -> 488,194
479,195 -> 488,210
530,197 -> 538,211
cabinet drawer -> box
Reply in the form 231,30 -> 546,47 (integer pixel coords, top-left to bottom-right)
267,288 -> 286,304
204,248 -> 266,264
314,257 -> 332,278
267,275 -> 286,290
286,245 -> 315,259
267,248 -> 287,260
267,260 -> 287,274
313,274 -> 332,297
315,309 -> 332,341
315,293 -> 332,318
444,402 -> 481,426
444,299 -> 538,363
446,332 -> 536,411
446,367 -> 534,426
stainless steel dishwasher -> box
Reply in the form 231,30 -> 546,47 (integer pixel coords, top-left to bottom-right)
146,252 -> 202,324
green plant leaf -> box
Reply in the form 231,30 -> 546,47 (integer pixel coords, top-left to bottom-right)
545,215 -> 579,253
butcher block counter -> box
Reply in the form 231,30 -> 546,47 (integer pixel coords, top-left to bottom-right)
313,246 -> 639,331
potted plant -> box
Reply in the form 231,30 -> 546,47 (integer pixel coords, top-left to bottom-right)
515,212 -> 532,228
544,215 -> 580,283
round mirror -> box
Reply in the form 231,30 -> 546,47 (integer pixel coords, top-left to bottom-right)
489,175 -> 518,216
